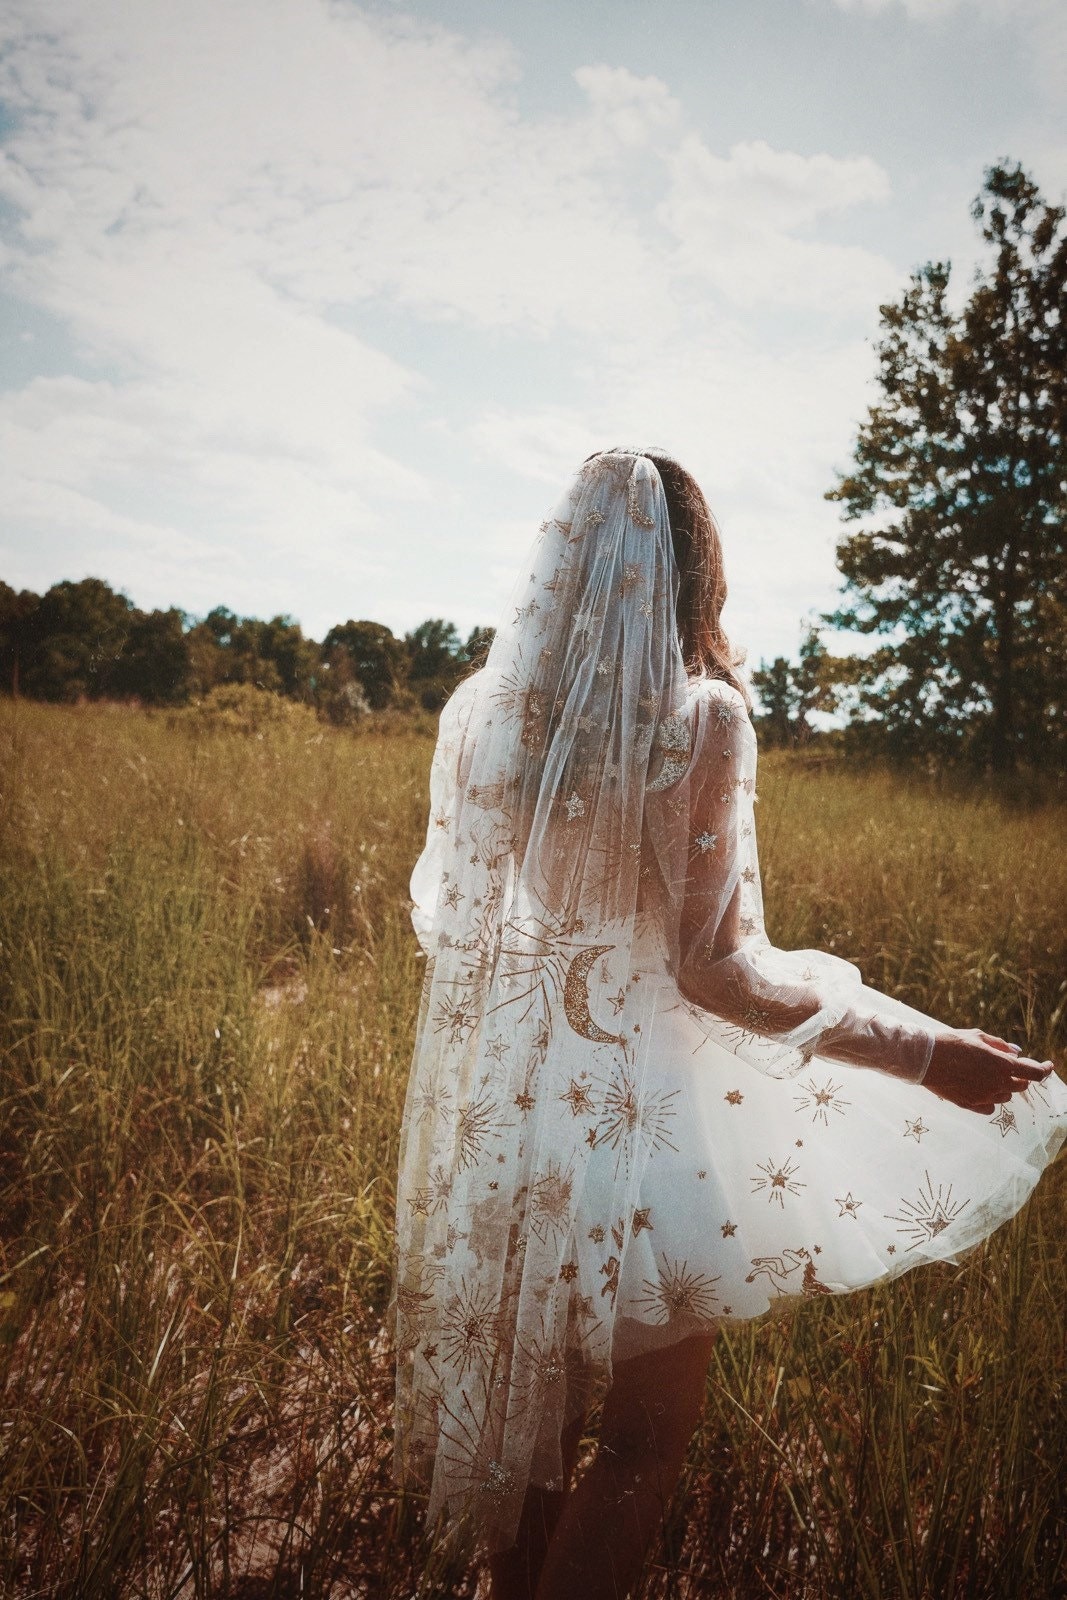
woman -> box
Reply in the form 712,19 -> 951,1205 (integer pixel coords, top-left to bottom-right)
390,449 -> 1065,1600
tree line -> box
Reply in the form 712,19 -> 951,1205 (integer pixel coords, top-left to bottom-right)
2,163 -> 1063,769
0,578 -> 494,719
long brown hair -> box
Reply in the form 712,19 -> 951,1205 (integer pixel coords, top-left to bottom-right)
589,447 -> 749,703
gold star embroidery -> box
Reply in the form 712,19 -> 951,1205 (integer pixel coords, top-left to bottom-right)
836,1192 -> 862,1219
559,1261 -> 578,1282
721,1221 -> 737,1238
632,1207 -> 653,1236
725,1090 -> 744,1106
559,1080 -> 595,1117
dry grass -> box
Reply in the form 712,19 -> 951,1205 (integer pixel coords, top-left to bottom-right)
0,701 -> 1063,1599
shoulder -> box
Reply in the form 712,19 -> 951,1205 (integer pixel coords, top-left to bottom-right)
687,674 -> 750,719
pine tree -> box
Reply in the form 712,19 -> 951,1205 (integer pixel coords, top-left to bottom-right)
827,163 -> 1067,770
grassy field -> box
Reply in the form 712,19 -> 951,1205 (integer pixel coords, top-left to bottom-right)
0,698 -> 1064,1599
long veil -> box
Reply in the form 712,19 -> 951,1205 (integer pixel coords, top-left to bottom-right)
391,450 -> 694,1551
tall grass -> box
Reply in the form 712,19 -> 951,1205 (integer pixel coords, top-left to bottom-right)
0,701 -> 1063,1598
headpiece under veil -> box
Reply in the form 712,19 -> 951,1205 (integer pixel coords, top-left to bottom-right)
391,450 -> 696,1549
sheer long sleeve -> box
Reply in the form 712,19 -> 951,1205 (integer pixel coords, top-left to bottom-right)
674,680 -> 936,1083
409,673 -> 480,956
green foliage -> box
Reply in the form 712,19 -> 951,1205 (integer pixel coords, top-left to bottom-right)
0,702 -> 1064,1597
827,162 -> 1067,771
0,578 -> 493,721
403,619 -> 493,710
176,681 -> 322,736
322,618 -> 405,710
751,627 -> 841,746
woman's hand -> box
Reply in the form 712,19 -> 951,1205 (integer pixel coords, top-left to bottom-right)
923,1029 -> 1054,1114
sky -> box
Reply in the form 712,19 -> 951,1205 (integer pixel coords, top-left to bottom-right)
1,0 -> 1065,672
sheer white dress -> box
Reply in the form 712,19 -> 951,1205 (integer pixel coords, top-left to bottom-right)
390,451 -> 1067,1554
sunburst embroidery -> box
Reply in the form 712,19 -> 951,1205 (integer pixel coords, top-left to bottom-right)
793,1077 -> 850,1125
886,1170 -> 970,1251
751,1155 -> 805,1209
455,1091 -> 504,1170
591,1066 -> 679,1176
439,1280 -> 501,1377
634,1255 -> 720,1324
529,1159 -> 576,1244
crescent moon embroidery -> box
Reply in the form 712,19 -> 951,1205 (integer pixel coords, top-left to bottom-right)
563,945 -> 626,1045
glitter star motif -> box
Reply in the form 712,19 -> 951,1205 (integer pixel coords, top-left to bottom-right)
588,1224 -> 606,1244
442,883 -> 463,909
751,1155 -> 805,1208
433,812 -> 450,830
514,1090 -> 535,1112
595,659 -> 612,677
903,1118 -> 928,1143
697,1169 -> 707,1179
721,1221 -> 737,1238
632,1207 -> 653,1236
741,866 -> 757,884
439,1279 -> 500,1376
990,1106 -> 1018,1137
485,1037 -> 509,1062
695,831 -> 718,853
635,1255 -> 720,1324
564,792 -> 586,821
887,1244 -> 897,1255
724,1089 -> 744,1106
559,1261 -> 578,1282
836,1192 -> 862,1219
793,1077 -> 850,1125
608,988 -> 627,1015
559,1079 -> 595,1117
886,1170 -> 970,1251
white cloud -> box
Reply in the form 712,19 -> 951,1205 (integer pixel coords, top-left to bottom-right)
0,0 -> 908,645
826,0 -> 1067,97
660,136 -> 894,311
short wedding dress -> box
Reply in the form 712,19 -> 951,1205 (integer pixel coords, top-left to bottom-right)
390,450 -> 1067,1553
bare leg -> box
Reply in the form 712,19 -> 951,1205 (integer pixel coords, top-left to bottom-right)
487,1408 -> 588,1600
533,1331 -> 718,1600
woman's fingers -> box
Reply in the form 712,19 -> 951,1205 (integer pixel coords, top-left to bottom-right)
978,1031 -> 1021,1055
1008,1056 -> 1053,1080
